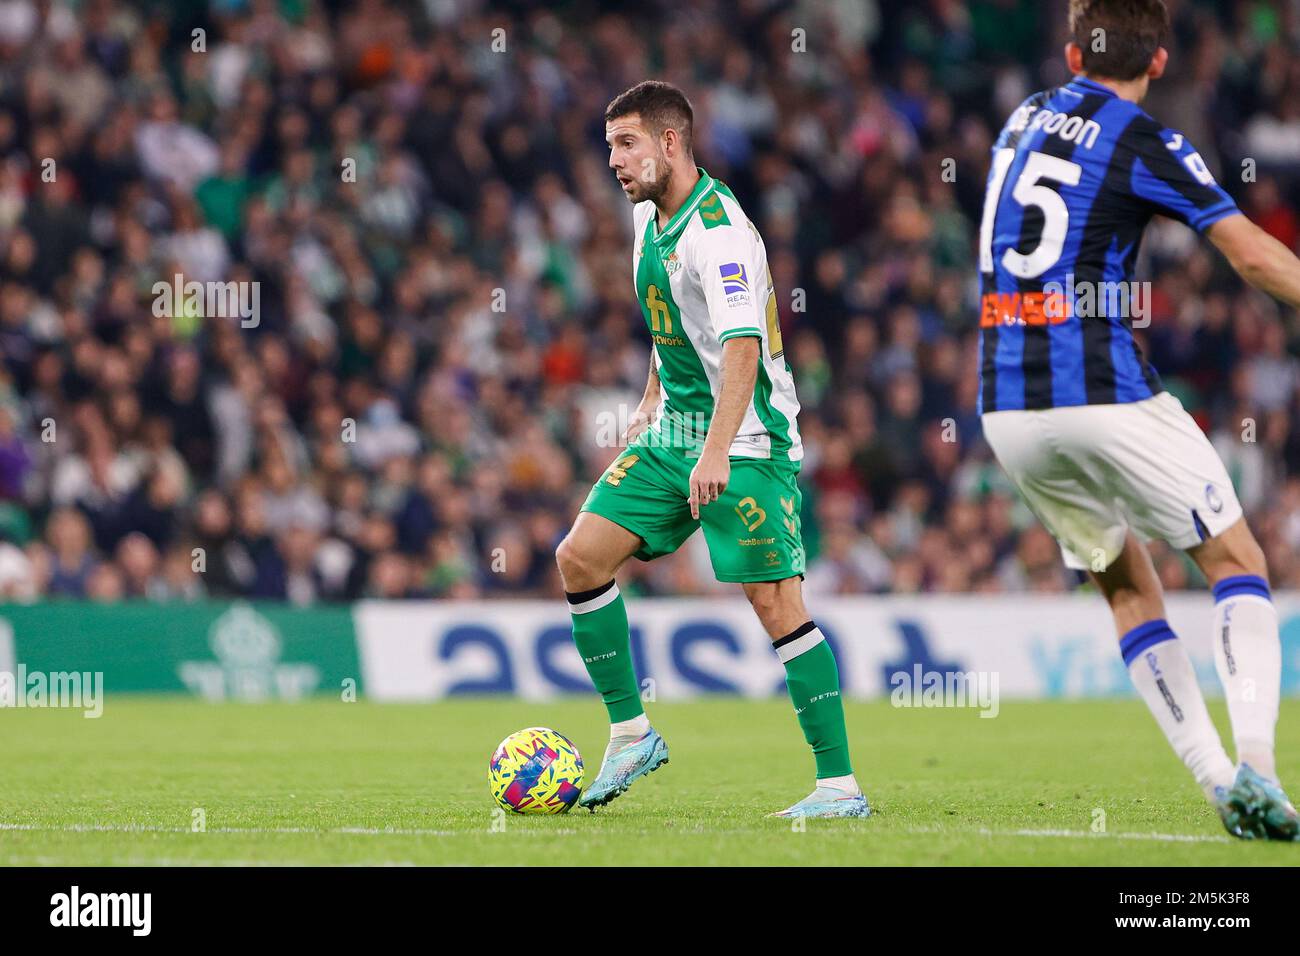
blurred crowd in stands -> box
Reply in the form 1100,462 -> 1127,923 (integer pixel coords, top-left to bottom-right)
1,0 -> 1299,603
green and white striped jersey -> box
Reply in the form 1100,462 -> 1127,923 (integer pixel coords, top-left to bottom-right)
631,168 -> 803,463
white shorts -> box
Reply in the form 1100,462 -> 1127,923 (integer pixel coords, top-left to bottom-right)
981,391 -> 1242,572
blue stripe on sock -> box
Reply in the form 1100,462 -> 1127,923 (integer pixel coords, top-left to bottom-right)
1119,619 -> 1177,667
1212,574 -> 1271,603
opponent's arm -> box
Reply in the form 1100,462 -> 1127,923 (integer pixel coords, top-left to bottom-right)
1208,214 -> 1300,308
1124,122 -> 1300,307
622,350 -> 660,445
689,336 -> 759,519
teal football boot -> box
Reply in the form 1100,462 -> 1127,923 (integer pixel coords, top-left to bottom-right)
1214,784 -> 1244,838
578,728 -> 669,811
1217,764 -> 1299,841
772,786 -> 870,819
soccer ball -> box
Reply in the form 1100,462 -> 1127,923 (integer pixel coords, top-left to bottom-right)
488,727 -> 584,814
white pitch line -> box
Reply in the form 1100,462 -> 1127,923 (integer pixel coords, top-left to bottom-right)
0,821 -> 1232,843
1,822 -> 454,836
0,822 -> 579,837
905,824 -> 1231,844
1000,827 -> 1230,843
4,854 -> 332,867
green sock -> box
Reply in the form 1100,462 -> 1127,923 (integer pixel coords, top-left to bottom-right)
568,581 -> 643,723
776,623 -> 853,779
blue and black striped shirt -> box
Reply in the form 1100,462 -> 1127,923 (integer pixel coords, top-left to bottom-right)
978,76 -> 1240,412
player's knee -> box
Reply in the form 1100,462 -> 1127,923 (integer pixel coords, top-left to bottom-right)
745,584 -> 779,621
1213,532 -> 1268,584
1228,531 -> 1268,581
1104,583 -> 1164,624
1194,519 -> 1269,586
555,534 -> 601,590
743,582 -> 801,635
554,534 -> 582,580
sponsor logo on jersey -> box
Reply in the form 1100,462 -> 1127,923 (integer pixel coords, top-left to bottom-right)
1206,483 -> 1223,514
980,291 -> 1071,327
720,262 -> 750,295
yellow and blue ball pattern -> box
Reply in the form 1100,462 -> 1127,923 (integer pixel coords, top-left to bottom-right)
488,727 -> 584,814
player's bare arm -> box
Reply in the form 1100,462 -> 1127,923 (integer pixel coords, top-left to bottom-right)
1208,214 -> 1300,309
688,336 -> 758,519
622,352 -> 660,446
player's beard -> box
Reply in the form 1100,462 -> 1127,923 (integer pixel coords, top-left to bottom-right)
630,151 -> 673,205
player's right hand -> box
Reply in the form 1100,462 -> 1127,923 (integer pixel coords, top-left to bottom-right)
688,448 -> 730,520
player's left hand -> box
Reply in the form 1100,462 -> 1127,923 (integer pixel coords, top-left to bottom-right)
688,449 -> 730,519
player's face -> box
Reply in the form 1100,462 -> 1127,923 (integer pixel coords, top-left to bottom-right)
606,114 -> 671,204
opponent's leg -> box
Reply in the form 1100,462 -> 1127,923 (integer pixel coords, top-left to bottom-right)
1090,533 -> 1236,805
556,512 -> 668,809
1187,518 -> 1296,839
1188,518 -> 1279,777
744,577 -> 867,819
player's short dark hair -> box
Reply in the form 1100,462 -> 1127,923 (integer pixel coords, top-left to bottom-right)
1069,0 -> 1169,81
604,80 -> 694,155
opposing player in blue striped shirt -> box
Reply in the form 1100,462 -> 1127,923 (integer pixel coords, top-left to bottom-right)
979,0 -> 1300,840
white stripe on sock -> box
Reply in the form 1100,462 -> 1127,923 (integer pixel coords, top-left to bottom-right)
776,627 -> 824,664
568,583 -> 620,615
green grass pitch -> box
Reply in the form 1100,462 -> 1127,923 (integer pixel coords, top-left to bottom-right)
2,697 -> 1299,866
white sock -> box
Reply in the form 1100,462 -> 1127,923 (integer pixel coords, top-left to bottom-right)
1121,620 -> 1235,801
816,773 -> 860,795
610,714 -> 650,741
1212,578 -> 1281,781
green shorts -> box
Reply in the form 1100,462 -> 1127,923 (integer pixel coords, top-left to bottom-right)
581,438 -> 806,583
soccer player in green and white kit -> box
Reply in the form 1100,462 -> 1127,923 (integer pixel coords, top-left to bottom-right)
555,81 -> 866,818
